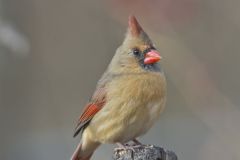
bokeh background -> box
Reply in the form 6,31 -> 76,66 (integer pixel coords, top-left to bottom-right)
1,0 -> 240,160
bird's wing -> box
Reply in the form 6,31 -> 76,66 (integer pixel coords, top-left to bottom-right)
73,87 -> 106,137
73,74 -> 108,137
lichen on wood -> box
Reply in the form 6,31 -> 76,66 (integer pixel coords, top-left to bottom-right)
113,144 -> 177,160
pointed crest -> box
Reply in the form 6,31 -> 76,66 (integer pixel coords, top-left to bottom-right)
128,15 -> 143,36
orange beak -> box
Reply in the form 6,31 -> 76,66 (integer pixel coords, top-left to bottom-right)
144,50 -> 162,64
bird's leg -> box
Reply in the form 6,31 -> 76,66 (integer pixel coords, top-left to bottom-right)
132,138 -> 142,145
116,142 -> 126,149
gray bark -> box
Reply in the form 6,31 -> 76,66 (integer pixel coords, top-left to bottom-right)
113,144 -> 177,160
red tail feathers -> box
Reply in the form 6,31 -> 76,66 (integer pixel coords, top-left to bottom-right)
71,143 -> 93,160
71,141 -> 100,160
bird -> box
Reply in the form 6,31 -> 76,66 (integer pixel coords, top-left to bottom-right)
71,15 -> 167,160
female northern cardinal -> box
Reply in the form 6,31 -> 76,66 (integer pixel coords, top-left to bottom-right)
71,16 -> 167,160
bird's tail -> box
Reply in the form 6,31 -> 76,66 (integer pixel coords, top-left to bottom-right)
71,141 -> 99,160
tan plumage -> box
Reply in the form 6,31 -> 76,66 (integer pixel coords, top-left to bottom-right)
71,15 -> 167,160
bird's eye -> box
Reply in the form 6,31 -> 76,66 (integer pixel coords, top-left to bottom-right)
132,48 -> 140,56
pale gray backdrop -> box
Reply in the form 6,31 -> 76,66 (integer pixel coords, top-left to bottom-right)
1,0 -> 240,160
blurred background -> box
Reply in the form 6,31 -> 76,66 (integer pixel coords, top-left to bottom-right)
1,0 -> 240,160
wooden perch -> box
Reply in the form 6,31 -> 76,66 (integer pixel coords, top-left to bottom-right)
113,144 -> 177,160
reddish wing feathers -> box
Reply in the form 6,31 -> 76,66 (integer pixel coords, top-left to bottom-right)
79,103 -> 102,122
73,87 -> 106,137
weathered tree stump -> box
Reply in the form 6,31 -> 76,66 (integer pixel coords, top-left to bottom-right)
113,144 -> 177,160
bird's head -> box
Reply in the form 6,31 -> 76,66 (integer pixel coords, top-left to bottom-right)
109,15 -> 162,74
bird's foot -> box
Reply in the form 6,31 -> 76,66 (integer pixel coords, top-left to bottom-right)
115,143 -> 137,153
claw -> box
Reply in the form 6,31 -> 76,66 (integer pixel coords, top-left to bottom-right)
115,143 -> 136,152
115,143 -> 136,159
